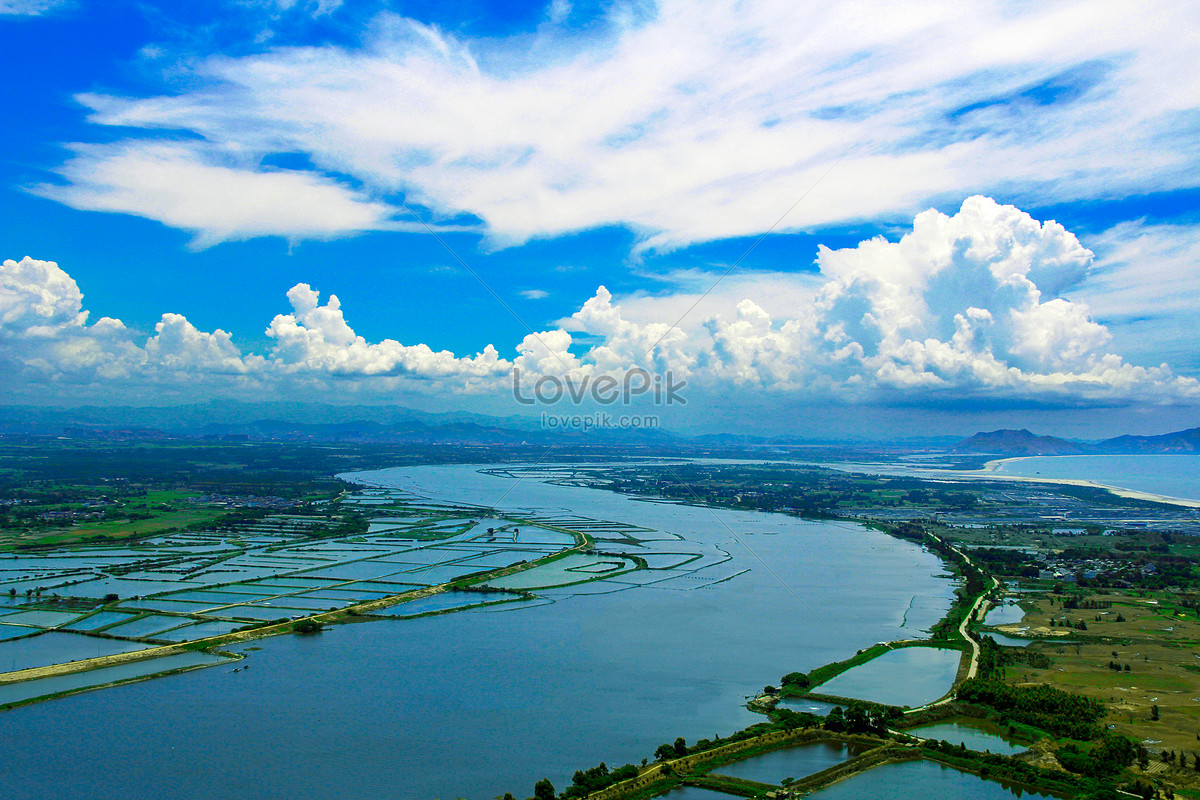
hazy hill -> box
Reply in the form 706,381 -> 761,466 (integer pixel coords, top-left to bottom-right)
0,402 -> 675,446
950,428 -> 1088,456
953,425 -> 1200,456
1099,426 -> 1200,454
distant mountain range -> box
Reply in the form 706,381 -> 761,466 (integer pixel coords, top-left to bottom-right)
951,426 -> 1200,456
1,401 -> 1195,455
0,401 -> 675,446
1100,427 -> 1200,454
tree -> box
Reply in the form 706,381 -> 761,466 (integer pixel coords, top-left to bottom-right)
673,737 -> 688,757
654,744 -> 675,761
533,779 -> 555,800
1151,704 -> 1160,721
782,671 -> 811,690
844,704 -> 868,733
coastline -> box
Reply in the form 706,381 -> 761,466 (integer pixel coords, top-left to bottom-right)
978,456 -> 1200,509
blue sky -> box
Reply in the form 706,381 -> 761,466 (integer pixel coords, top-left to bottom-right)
2,0 -> 1199,437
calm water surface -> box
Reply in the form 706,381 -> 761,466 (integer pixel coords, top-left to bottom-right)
813,646 -> 961,707
825,453 -> 1200,503
985,632 -> 1034,648
908,719 -> 1027,755
656,788 -> 733,800
990,454 -> 1200,502
984,603 -> 1025,626
0,463 -> 956,800
808,759 -> 1062,799
710,740 -> 863,783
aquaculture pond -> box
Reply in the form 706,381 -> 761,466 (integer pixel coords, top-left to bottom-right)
709,740 -> 865,784
0,462 -> 958,799
384,591 -> 525,617
984,632 -> 1034,648
657,788 -> 740,800
153,619 -> 244,641
811,646 -> 961,707
0,609 -> 83,628
0,631 -> 152,672
775,698 -> 842,716
907,719 -> 1028,755
984,603 -> 1026,626
484,553 -> 637,589
0,651 -> 229,707
63,611 -> 138,631
807,758 -> 1063,799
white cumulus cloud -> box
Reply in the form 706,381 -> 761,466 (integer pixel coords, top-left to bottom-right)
3,197 -> 1197,406
265,283 -> 509,379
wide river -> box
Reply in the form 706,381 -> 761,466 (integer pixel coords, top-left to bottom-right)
1,463 -> 956,800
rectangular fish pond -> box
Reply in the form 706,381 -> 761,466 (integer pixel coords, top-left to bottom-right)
707,740 -> 866,784
383,591 -> 526,617
805,757 -> 1064,799
905,718 -> 1030,755
0,651 -> 231,708
0,631 -> 155,673
811,646 -> 962,708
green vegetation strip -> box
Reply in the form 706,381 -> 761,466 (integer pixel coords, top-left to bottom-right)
685,774 -> 775,797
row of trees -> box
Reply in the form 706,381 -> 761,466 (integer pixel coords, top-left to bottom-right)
918,738 -> 1122,800
955,678 -> 1106,740
558,762 -> 639,799
823,703 -> 900,736
1055,736 -> 1139,777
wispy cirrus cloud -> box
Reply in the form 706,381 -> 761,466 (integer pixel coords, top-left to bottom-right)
33,142 -> 402,247
1075,221 -> 1200,370
41,0 -> 1200,249
0,0 -> 70,16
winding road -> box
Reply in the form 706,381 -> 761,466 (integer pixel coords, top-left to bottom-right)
908,537 -> 999,711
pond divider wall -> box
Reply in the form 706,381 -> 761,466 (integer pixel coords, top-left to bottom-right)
579,729 -> 892,800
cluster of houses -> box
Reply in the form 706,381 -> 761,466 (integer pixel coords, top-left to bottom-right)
189,493 -> 303,511
1038,555 -> 1158,583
